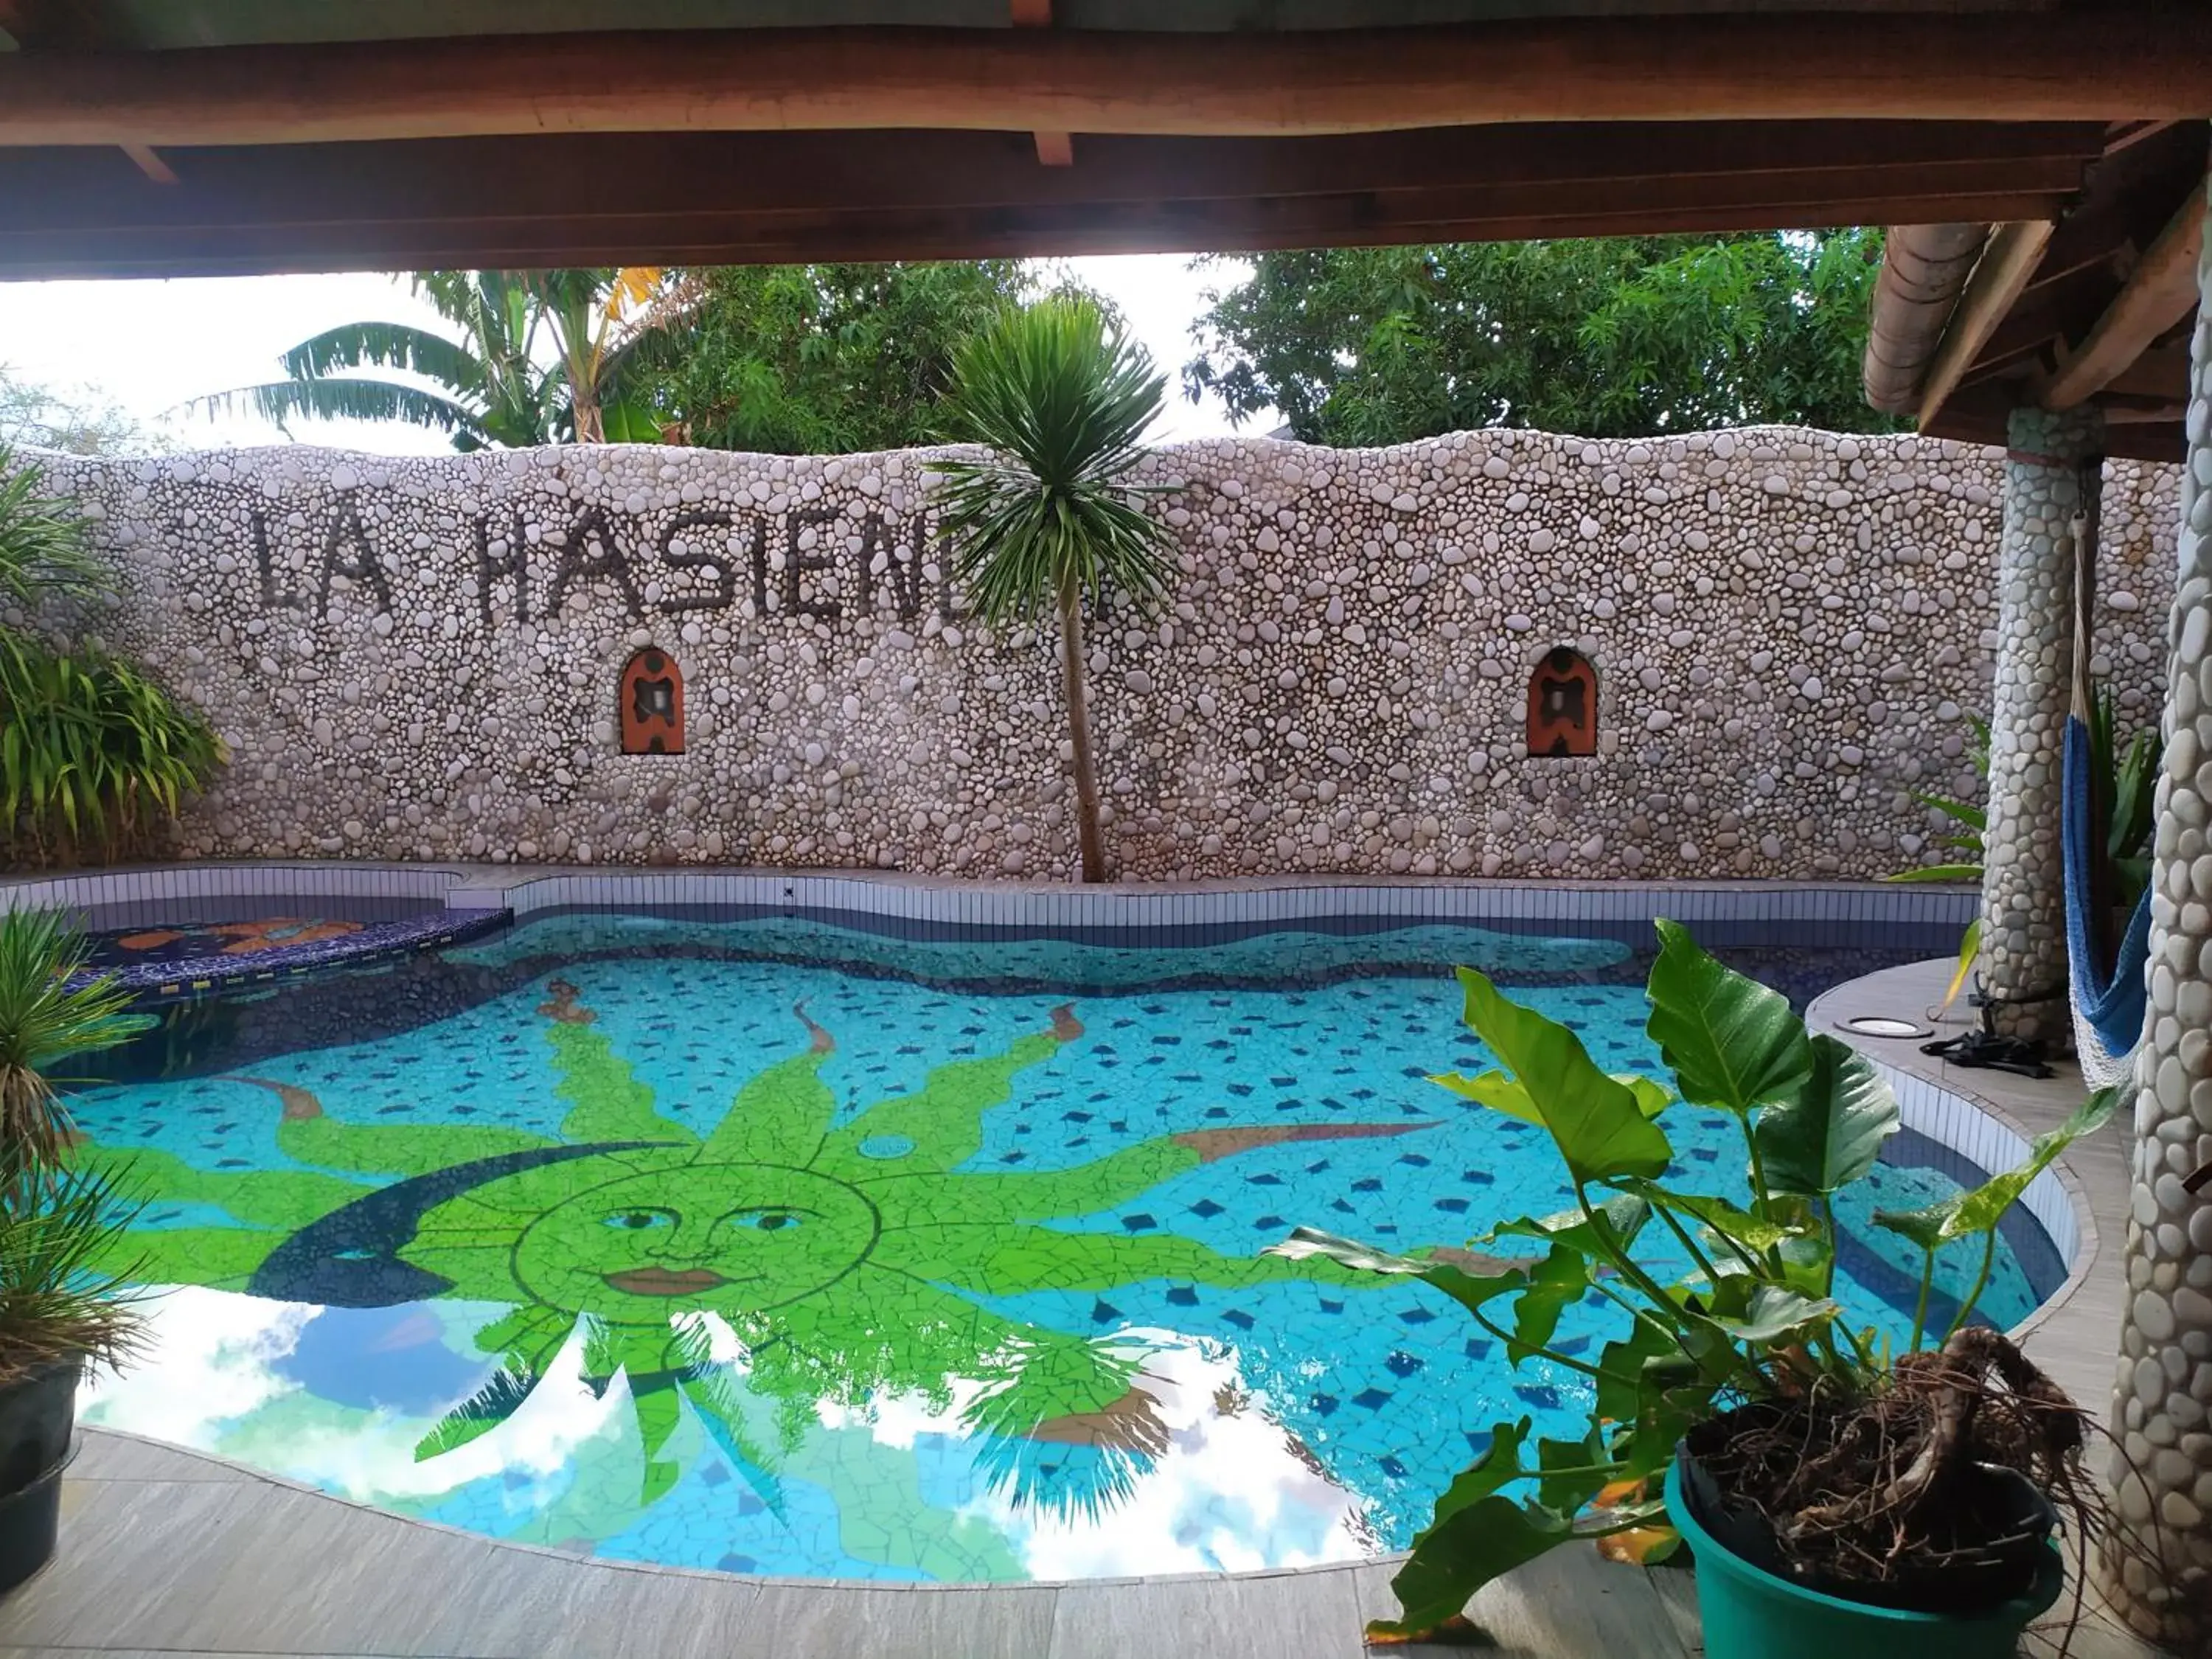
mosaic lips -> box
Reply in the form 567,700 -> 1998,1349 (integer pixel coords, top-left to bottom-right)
602,1267 -> 728,1295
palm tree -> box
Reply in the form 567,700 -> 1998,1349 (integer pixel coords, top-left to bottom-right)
192,268 -> 670,450
528,267 -> 677,443
932,299 -> 1178,883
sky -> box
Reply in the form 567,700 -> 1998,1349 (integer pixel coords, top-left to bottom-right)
0,254 -> 1272,457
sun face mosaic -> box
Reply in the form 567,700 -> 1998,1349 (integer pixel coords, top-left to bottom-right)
69,920 -> 2054,1581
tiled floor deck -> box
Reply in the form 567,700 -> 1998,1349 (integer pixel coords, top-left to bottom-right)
0,951 -> 2170,1658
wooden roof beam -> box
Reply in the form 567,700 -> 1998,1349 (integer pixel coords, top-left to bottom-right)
2103,341 -> 2194,402
2042,172 -> 2209,410
1,13 -> 2208,148
0,3 -> 173,179
1913,220 -> 2056,430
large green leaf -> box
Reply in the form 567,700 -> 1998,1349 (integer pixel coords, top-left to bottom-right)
1537,1426 -> 1612,1513
1414,1417 -> 1536,1534
1592,1318 -> 1685,1427
1432,1067 -> 1671,1123
1868,1199 -> 1955,1252
1492,1194 -> 1653,1261
1505,1242 -> 1594,1366
1708,1284 -> 1840,1346
1372,1495 -> 1577,1638
1753,1033 -> 1899,1198
1872,1088 -> 2117,1247
1458,970 -> 1673,1184
1619,1180 -> 1805,1256
1267,1227 -> 1527,1319
1644,919 -> 1813,1118
1951,1088 -> 2115,1233
1372,1419 -> 1585,1638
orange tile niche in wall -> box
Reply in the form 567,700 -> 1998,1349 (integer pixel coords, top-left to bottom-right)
1527,647 -> 1597,757
619,647 -> 684,754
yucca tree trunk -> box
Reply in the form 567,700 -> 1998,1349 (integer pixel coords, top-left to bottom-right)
1056,574 -> 1107,883
570,386 -> 605,445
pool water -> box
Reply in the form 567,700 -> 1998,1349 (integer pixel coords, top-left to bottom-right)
68,912 -> 2051,1582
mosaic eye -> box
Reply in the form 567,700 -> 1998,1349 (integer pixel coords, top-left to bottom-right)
743,1210 -> 799,1231
605,1209 -> 675,1231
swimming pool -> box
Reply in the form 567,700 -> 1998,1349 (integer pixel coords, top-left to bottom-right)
67,908 -> 2054,1583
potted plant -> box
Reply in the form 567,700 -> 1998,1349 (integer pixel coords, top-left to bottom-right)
1278,920 -> 2112,1658
0,907 -> 146,1593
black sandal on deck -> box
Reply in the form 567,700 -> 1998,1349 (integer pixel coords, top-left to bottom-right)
1919,1028 -> 2053,1079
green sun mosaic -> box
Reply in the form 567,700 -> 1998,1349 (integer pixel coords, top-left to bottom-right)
83,981 -> 1427,1570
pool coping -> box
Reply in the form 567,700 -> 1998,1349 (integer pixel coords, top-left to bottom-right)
3,857 -> 1978,929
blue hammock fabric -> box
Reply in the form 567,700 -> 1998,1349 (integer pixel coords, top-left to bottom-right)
2062,712 -> 2154,1083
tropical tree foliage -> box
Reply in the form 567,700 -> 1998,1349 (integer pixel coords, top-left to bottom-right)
0,451 -> 223,867
634,262 -> 1076,454
1183,230 -> 1896,445
931,298 -> 1178,883
195,262 -> 1103,456
0,369 -> 160,459
193,269 -> 672,451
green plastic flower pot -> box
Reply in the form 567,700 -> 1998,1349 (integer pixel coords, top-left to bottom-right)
1663,1461 -> 2065,1659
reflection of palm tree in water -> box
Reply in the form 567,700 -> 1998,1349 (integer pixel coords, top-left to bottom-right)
85,981 -> 1426,1528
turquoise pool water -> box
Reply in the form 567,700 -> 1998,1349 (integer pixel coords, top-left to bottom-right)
69,912 -> 2048,1582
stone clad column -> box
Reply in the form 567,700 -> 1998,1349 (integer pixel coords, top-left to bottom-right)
2106,161 -> 2212,1647
1980,406 -> 2104,1045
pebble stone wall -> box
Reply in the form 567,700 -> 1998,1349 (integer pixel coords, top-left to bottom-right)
2108,167 -> 2212,1646
1981,407 -> 2105,1045
12,426 -> 2179,881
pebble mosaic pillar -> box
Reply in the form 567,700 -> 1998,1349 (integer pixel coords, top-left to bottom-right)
1980,406 -> 2104,1044
2107,156 -> 2212,1646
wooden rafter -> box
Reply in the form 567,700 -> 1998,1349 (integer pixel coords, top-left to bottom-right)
1915,220 -> 2055,431
116,141 -> 175,182
2101,341 -> 2194,403
0,14 -> 2206,148
2041,175 -> 2208,409
1012,0 -> 1072,169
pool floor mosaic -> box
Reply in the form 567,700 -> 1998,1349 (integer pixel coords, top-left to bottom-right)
69,922 -> 2045,1582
